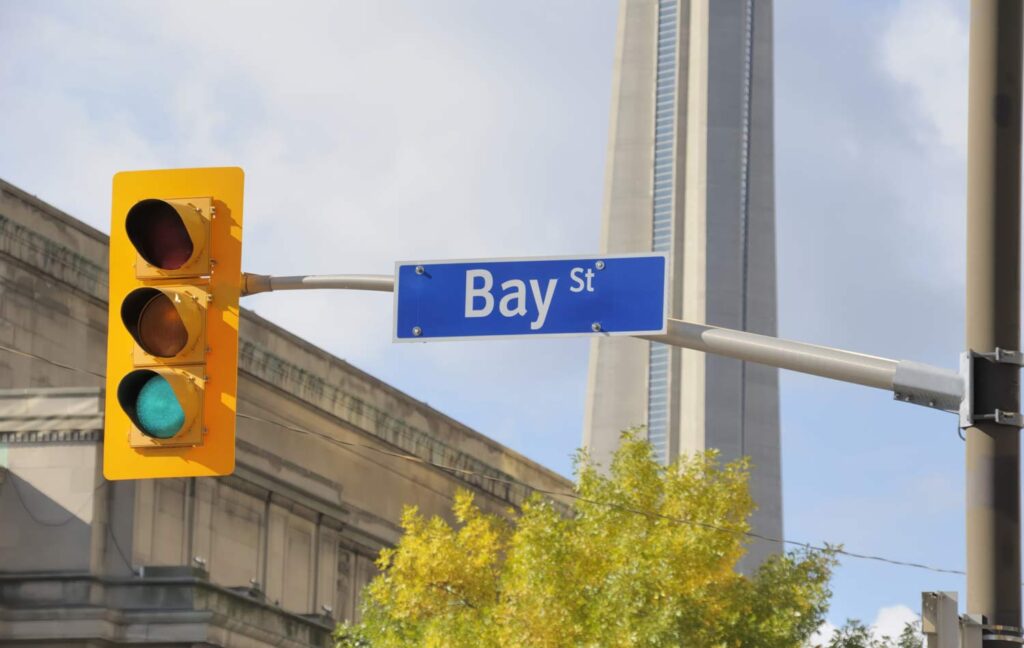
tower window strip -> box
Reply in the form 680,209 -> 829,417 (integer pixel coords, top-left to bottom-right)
736,0 -> 755,457
647,0 -> 677,466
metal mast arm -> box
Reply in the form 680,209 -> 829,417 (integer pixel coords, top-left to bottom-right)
240,271 -> 963,412
643,319 -> 895,389
241,273 -> 395,296
642,319 -> 963,412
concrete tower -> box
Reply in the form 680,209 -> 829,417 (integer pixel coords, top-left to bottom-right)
584,0 -> 781,566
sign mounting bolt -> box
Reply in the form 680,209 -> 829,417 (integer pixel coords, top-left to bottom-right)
592,322 -> 602,332
412,326 -> 423,337
415,265 -> 425,275
595,260 -> 605,270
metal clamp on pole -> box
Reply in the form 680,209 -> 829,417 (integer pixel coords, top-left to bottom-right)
981,624 -> 1024,645
958,349 -> 1024,428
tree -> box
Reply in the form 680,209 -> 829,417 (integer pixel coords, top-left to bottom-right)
335,432 -> 837,648
818,619 -> 923,648
893,621 -> 924,648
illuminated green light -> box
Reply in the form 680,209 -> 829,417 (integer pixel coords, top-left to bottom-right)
135,374 -> 185,438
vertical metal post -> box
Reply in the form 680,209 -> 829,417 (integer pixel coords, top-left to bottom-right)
923,591 -> 961,648
966,1 -> 1022,644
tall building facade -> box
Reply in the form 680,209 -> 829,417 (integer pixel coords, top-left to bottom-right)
584,0 -> 781,566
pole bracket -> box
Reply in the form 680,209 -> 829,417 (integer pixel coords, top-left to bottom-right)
959,350 -> 1024,428
891,360 -> 963,413
975,347 -> 1024,366
972,410 -> 1024,427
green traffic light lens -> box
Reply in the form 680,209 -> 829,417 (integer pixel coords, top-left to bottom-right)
135,374 -> 185,438
117,370 -> 187,439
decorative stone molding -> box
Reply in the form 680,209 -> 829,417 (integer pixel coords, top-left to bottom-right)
0,429 -> 100,444
0,213 -> 106,302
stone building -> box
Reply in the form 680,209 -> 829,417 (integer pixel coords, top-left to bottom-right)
0,177 -> 571,647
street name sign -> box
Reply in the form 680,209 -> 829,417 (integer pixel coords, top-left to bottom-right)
394,254 -> 667,341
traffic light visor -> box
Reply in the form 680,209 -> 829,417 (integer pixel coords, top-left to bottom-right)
120,287 -> 202,359
117,369 -> 197,439
126,199 -> 200,270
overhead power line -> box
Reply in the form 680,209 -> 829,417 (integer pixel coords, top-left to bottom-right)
0,343 -> 105,379
236,410 -> 967,578
0,344 -> 972,579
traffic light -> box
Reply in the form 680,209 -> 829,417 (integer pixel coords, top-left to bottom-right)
104,168 -> 244,480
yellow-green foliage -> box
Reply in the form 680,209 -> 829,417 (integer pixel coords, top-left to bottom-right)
335,433 -> 835,648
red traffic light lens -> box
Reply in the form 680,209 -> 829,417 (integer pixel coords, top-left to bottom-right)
121,288 -> 188,357
126,199 -> 194,270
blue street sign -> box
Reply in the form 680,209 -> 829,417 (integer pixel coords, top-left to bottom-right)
394,254 -> 667,341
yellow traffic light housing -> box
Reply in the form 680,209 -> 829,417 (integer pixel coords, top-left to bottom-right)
104,168 -> 244,480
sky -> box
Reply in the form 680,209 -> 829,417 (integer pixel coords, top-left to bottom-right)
0,0 -> 982,634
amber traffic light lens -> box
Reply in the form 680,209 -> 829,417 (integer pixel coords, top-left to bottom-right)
121,288 -> 189,357
126,199 -> 194,270
138,293 -> 188,357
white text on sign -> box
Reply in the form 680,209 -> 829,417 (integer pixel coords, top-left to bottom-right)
464,266 -> 597,330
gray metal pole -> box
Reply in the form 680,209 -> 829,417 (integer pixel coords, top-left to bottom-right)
965,1 -> 1022,644
646,319 -> 895,388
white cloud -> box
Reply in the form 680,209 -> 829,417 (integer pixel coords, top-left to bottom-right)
0,1 -> 615,474
878,0 -> 968,154
872,604 -> 920,642
808,619 -> 838,647
775,4 -> 967,600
